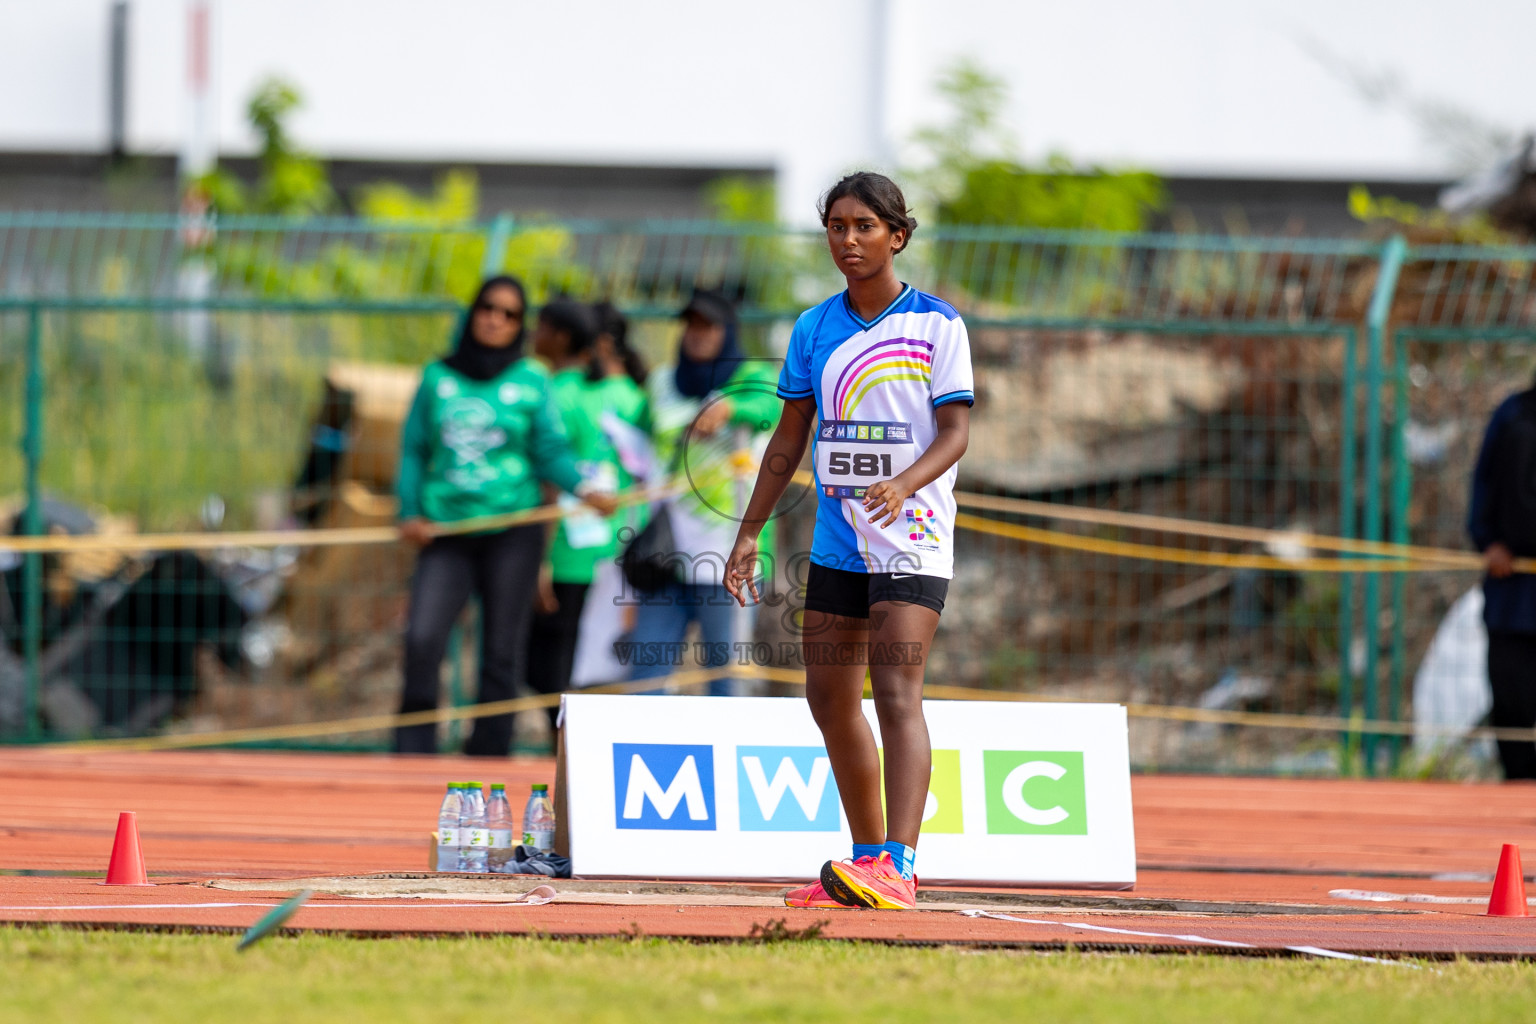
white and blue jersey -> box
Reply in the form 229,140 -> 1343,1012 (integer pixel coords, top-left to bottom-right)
777,285 -> 974,579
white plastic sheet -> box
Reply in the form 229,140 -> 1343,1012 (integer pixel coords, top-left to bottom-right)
1412,588 -> 1493,759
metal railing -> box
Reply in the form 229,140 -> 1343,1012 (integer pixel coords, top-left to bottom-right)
1,213 -> 1533,774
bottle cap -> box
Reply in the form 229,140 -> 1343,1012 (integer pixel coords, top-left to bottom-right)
532,783 -> 548,792
490,783 -> 505,791
466,781 -> 483,788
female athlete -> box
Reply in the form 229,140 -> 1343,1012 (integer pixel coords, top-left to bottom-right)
723,172 -> 974,909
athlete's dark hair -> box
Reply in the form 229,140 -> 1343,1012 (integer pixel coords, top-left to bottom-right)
817,172 -> 918,254
538,297 -> 600,355
589,300 -> 648,385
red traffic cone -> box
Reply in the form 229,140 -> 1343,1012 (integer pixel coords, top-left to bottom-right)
103,811 -> 151,886
1486,843 -> 1527,917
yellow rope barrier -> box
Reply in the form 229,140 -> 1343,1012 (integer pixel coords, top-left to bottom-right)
11,456 -> 1520,756
5,469 -> 1526,574
0,483 -> 679,555
951,491 -> 1501,567
56,668 -> 729,752
46,664 -> 1535,752
953,514 -> 1451,573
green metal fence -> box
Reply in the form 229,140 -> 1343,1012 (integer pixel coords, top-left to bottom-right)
1,213 -> 1532,771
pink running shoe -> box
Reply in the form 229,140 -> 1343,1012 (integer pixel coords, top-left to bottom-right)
783,878 -> 847,909
820,852 -> 918,910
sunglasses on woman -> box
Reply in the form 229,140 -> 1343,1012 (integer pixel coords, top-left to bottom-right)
475,301 -> 523,321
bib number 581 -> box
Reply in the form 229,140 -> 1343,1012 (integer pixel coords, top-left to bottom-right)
826,452 -> 893,477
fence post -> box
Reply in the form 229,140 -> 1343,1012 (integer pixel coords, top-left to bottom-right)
1360,234 -> 1407,776
21,302 -> 43,739
481,214 -> 514,277
1388,326 -> 1411,771
1337,326 -> 1357,770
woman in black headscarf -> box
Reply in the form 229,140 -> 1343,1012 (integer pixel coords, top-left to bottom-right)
394,276 -> 615,755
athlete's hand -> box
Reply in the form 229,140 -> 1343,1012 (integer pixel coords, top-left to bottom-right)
1487,542 -> 1516,579
863,476 -> 914,529
724,534 -> 762,606
399,518 -> 435,548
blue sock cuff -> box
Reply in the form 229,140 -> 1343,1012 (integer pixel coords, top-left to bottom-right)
851,842 -> 883,862
883,841 -> 916,880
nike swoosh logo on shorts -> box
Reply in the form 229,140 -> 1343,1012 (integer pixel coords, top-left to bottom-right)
891,574 -> 913,579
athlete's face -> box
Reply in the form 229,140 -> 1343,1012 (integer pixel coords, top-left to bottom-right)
824,197 -> 906,281
470,283 -> 523,348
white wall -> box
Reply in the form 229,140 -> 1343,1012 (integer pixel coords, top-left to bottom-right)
2,0 -> 1533,222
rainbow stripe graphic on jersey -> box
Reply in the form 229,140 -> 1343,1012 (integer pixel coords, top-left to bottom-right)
832,338 -> 933,419
907,507 -> 941,544
777,287 -> 973,578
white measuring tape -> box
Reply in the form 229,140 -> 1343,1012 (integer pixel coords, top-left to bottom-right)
958,909 -> 1412,965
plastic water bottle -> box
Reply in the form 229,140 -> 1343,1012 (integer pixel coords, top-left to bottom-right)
486,783 -> 514,873
435,782 -> 463,872
460,781 -> 489,873
521,783 -> 555,853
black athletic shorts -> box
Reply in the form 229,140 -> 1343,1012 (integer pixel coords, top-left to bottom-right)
803,562 -> 949,618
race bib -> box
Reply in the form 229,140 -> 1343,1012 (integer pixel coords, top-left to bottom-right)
815,419 -> 915,499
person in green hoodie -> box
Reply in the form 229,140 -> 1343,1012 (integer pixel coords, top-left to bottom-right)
523,299 -> 649,726
394,276 -> 615,756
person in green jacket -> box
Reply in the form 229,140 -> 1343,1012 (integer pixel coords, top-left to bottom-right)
627,288 -> 779,696
394,276 -> 615,756
524,300 -> 650,723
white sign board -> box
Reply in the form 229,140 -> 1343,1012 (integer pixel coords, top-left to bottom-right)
560,695 -> 1136,889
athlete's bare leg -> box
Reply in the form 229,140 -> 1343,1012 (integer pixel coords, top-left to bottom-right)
802,609 -> 884,846
868,601 -> 940,850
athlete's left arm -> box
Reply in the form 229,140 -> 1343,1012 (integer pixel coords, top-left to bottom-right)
862,403 -> 970,529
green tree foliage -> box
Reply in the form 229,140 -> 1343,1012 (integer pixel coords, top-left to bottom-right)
909,60 -> 1015,213
1347,186 -> 1510,244
902,59 -> 1167,311
355,170 -> 478,224
698,175 -> 810,312
911,59 -> 1166,232
194,78 -> 337,217
702,175 -> 777,224
189,78 -> 587,311
942,158 -> 1166,233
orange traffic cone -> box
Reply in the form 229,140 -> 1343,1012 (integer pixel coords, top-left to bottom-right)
1486,843 -> 1527,917
103,811 -> 151,886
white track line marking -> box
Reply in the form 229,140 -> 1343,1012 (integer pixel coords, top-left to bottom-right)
958,909 -> 1410,965
0,901 -> 543,912
1329,888 -> 1505,906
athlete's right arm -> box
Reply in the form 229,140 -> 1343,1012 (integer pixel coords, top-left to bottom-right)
724,396 -> 817,606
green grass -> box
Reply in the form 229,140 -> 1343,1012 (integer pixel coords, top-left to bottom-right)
3,926 -> 1532,1024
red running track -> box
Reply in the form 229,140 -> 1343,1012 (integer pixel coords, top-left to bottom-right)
3,749 -> 1536,956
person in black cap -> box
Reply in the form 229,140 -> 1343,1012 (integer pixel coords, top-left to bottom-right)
623,288 -> 779,695
1469,372 -> 1536,778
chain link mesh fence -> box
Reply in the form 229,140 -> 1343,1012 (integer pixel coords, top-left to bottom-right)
0,215 -> 1531,774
